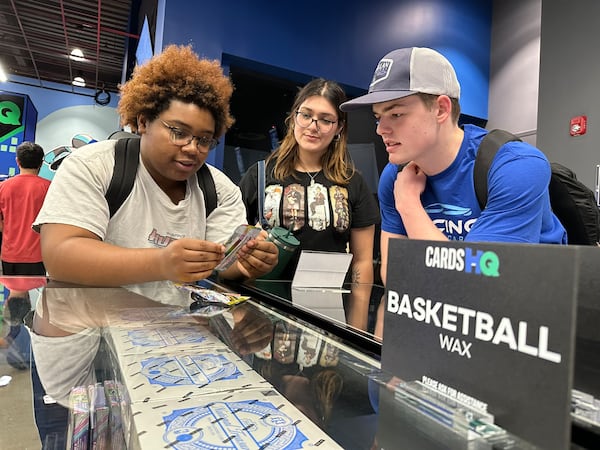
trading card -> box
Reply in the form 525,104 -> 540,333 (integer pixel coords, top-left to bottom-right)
273,322 -> 299,365
214,225 -> 261,272
66,386 -> 89,450
296,331 -> 322,368
319,340 -> 340,367
88,383 -> 109,449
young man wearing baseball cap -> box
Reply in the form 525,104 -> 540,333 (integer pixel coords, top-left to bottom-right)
340,47 -> 566,339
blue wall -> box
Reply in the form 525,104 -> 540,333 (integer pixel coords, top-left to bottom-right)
3,76 -> 119,122
1,0 -> 493,173
161,0 -> 492,120
0,76 -> 121,177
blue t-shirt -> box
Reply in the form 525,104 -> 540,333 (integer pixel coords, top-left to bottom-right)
378,124 -> 567,244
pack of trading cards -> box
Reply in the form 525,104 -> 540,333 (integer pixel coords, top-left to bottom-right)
214,224 -> 261,272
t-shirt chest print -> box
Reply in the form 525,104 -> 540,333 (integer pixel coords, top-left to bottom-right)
268,182 -> 349,232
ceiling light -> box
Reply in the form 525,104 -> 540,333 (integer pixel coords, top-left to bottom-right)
0,62 -> 7,82
72,75 -> 86,87
69,48 -> 85,62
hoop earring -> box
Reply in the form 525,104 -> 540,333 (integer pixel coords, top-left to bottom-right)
333,134 -> 340,142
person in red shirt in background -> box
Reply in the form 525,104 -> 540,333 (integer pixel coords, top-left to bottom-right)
0,141 -> 50,276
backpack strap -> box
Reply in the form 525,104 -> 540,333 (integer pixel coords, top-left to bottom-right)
473,129 -> 522,209
106,137 -> 140,218
197,163 -> 217,217
106,136 -> 217,218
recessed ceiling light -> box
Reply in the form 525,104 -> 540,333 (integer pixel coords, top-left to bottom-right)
69,48 -> 85,62
72,75 -> 86,87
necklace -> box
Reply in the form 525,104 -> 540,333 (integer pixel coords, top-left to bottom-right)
299,163 -> 322,186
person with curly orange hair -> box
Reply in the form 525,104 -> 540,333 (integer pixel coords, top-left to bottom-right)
33,45 -> 278,305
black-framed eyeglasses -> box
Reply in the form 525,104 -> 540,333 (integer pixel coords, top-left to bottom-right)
294,111 -> 337,132
161,120 -> 219,150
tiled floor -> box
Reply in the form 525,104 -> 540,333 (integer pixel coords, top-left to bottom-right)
0,342 -> 42,449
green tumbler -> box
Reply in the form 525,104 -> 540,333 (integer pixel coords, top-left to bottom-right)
261,226 -> 300,280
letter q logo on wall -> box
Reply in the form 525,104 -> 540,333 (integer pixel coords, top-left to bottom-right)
0,97 -> 24,143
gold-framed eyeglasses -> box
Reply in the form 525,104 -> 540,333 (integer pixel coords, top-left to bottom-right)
294,111 -> 337,132
161,120 -> 219,150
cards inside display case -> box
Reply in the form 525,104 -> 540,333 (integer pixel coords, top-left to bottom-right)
66,386 -> 89,450
572,389 -> 600,429
88,383 -> 109,449
107,323 -> 224,358
105,305 -> 198,328
273,321 -> 300,365
394,380 -> 503,441
104,379 -> 128,449
130,388 -> 343,450
118,347 -> 270,403
296,332 -> 322,368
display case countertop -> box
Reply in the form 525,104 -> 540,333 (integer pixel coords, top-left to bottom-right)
1,275 -> 598,449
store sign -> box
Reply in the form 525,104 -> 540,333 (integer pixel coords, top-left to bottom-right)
381,240 -> 578,450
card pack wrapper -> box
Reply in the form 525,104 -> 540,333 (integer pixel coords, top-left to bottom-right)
214,225 -> 261,272
172,284 -> 250,318
104,380 -> 127,450
88,383 -> 109,450
67,386 -> 90,450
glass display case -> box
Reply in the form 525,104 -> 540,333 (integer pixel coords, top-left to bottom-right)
0,275 -> 598,449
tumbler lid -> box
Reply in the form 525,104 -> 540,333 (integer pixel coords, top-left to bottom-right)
269,227 -> 300,247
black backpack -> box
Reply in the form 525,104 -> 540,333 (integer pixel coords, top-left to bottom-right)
105,137 -> 217,218
474,129 -> 600,245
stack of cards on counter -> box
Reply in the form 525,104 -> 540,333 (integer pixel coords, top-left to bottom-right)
119,347 -> 270,403
130,388 -> 343,450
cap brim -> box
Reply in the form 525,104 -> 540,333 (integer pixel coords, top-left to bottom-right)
340,90 -> 415,111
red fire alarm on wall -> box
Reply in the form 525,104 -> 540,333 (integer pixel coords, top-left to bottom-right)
570,115 -> 587,136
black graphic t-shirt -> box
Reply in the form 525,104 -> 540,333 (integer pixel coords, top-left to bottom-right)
239,162 -> 381,280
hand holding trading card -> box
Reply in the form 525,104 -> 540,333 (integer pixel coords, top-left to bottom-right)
160,238 -> 225,283
214,225 -> 262,272
234,232 -> 279,278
